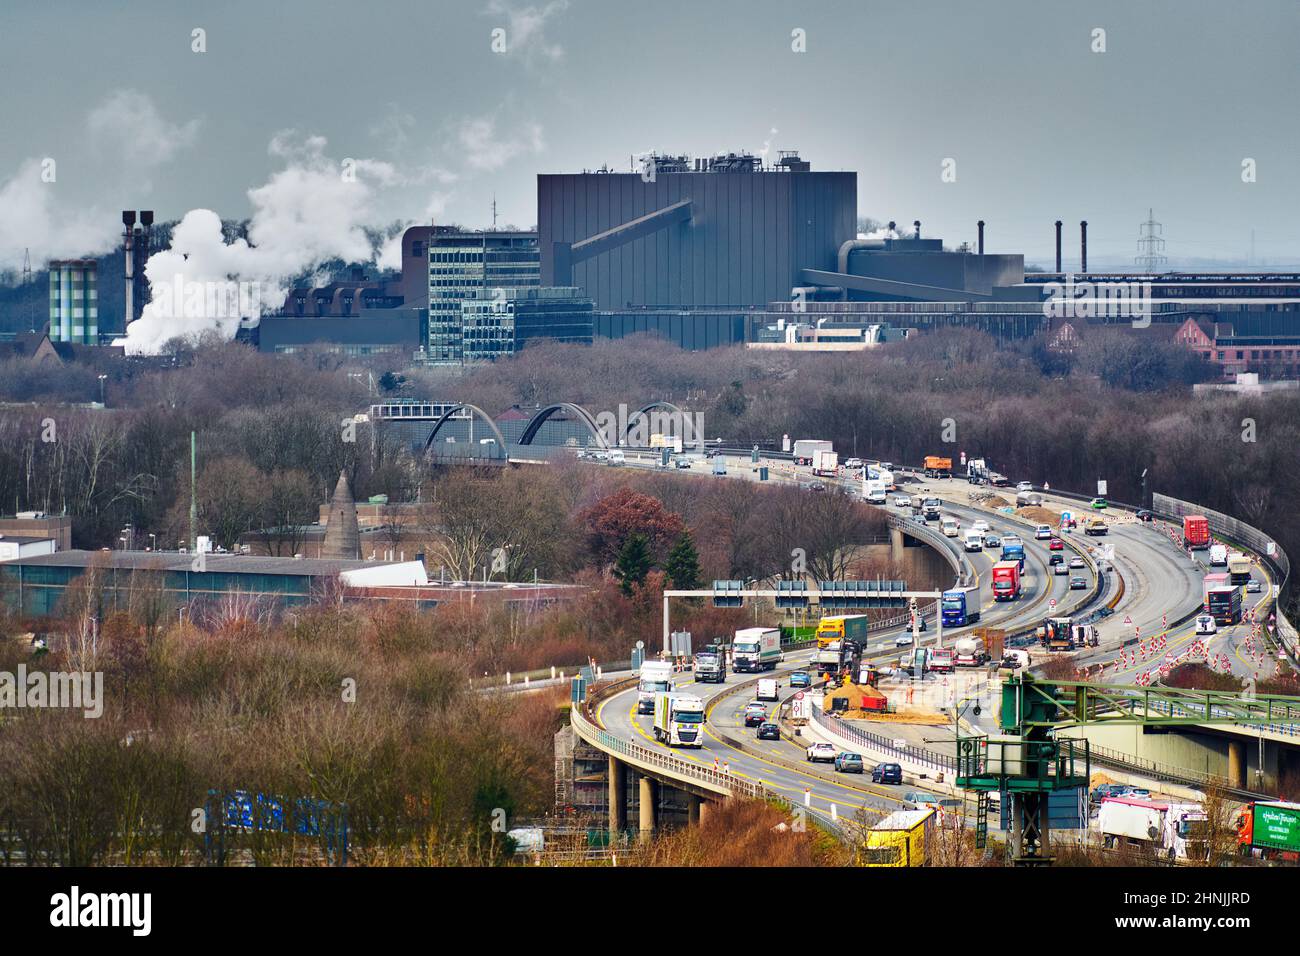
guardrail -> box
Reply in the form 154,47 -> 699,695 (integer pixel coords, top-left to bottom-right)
811,706 -> 957,773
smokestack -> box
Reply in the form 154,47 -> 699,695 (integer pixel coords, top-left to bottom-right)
913,220 -> 921,240
1080,220 -> 1088,273
887,220 -> 896,235
123,211 -> 135,328
977,220 -> 985,256
1054,220 -> 1062,273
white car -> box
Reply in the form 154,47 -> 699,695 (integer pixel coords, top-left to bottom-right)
971,520 -> 990,534
895,634 -> 914,647
894,494 -> 912,508
844,457 -> 863,469
1016,481 -> 1034,493
1035,524 -> 1052,540
1195,614 -> 1217,635
806,742 -> 837,763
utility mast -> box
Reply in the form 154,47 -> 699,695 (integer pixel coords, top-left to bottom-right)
1135,208 -> 1167,273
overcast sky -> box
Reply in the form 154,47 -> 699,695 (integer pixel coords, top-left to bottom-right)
3,0 -> 1299,270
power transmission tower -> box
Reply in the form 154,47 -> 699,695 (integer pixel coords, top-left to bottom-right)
1135,208 -> 1166,273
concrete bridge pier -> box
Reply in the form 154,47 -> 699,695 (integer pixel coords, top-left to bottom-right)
638,776 -> 658,843
890,525 -> 905,564
687,794 -> 701,825
607,756 -> 626,839
1227,739 -> 1246,790
698,799 -> 712,826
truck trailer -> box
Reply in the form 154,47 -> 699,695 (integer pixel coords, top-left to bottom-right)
1182,515 -> 1211,550
953,636 -> 988,666
923,455 -> 953,478
991,561 -> 1022,601
1235,800 -> 1300,861
637,660 -> 674,714
693,647 -> 726,683
1099,797 -> 1208,861
792,440 -> 833,466
941,588 -> 980,627
812,449 -> 839,477
732,627 -> 782,672
815,614 -> 869,647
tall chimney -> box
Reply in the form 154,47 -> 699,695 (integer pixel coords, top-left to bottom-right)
1080,220 -> 1088,273
913,220 -> 921,240
977,220 -> 985,256
1054,220 -> 1062,273
122,211 -> 136,328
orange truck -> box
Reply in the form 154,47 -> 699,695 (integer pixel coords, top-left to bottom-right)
923,455 -> 953,478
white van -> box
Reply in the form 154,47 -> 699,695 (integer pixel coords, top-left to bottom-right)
941,517 -> 960,538
963,530 -> 983,552
756,678 -> 779,701
1209,544 -> 1228,567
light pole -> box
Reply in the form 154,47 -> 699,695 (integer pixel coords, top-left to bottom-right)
97,374 -> 107,406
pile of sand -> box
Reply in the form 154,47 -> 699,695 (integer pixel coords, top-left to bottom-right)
1016,505 -> 1063,525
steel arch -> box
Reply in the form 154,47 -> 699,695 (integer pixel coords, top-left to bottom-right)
518,402 -> 609,449
622,401 -> 688,442
422,403 -> 509,458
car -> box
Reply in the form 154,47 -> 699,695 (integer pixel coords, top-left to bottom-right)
1090,497 -> 1108,510
1069,556 -> 1085,569
984,534 -> 1001,549
910,615 -> 928,632
1092,784 -> 1133,803
806,742 -> 837,763
790,671 -> 812,688
674,458 -> 692,469
1049,553 -> 1064,566
808,481 -> 826,492
912,515 -> 927,526
1195,614 -> 1217,635
757,721 -> 781,740
1246,579 -> 1262,593
743,705 -> 767,727
1035,524 -> 1052,540
901,791 -> 940,811
705,448 -> 722,458
1134,509 -> 1155,522
895,634 -> 914,647
970,520 -> 990,534
844,457 -> 863,469
871,762 -> 903,785
1127,788 -> 1152,800
1016,481 -> 1034,493
999,654 -> 1023,670
894,494 -> 912,508
1070,576 -> 1087,590
1054,563 -> 1069,576
834,752 -> 865,774
1049,536 -> 1064,551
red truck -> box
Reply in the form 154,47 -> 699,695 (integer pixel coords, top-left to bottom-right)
991,561 -> 1022,601
929,648 -> 955,673
1182,515 -> 1210,549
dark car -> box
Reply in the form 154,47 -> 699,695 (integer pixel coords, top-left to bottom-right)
1049,553 -> 1064,566
743,705 -> 766,727
1134,510 -> 1155,522
756,721 -> 780,740
1092,784 -> 1131,802
834,752 -> 865,774
808,481 -> 826,492
1070,576 -> 1087,590
871,762 -> 903,785
790,671 -> 812,688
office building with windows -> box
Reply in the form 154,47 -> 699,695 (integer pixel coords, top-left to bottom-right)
461,286 -> 593,362
427,228 -> 540,363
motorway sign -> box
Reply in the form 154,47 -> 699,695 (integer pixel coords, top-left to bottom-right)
1049,599 -> 1057,610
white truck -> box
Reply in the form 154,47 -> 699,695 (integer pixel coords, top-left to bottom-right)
636,660 -> 674,714
812,449 -> 839,477
652,692 -> 705,747
733,627 -> 782,672
963,529 -> 983,552
1209,543 -> 1228,567
941,516 -> 960,538
792,439 -> 833,466
863,476 -> 888,504
756,678 -> 779,701
953,636 -> 988,667
1098,797 -> 1208,861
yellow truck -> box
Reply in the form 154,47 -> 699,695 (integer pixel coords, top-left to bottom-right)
1084,516 -> 1108,536
862,808 -> 935,867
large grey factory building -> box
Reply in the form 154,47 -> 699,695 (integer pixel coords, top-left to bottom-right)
539,152 -> 856,311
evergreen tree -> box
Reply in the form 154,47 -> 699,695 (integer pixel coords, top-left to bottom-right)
613,533 -> 653,595
664,530 -> 702,590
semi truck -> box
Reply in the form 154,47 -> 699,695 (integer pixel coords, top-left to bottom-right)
815,640 -> 861,678
1235,800 -> 1300,861
863,476 -> 888,503
1099,797 -> 1208,861
812,449 -> 839,477
652,692 -> 705,747
637,660 -> 674,714
732,627 -> 782,672
991,561 -> 1022,601
941,588 -> 981,627
922,498 -> 942,520
1228,554 -> 1252,585
1182,514 -> 1211,550
1205,584 -> 1242,626
816,614 -> 869,647
792,440 -> 833,466
929,648 -> 955,673
1000,536 -> 1025,567
923,455 -> 953,478
693,647 -> 726,683
953,636 -> 988,666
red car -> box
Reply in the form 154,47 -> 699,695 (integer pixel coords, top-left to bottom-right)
1049,537 -> 1064,551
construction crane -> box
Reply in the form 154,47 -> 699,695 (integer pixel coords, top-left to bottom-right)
956,674 -> 1300,865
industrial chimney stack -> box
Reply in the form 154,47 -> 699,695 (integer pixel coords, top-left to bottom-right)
913,220 -> 921,240
1054,220 -> 1062,273
1080,220 -> 1088,273
122,209 -> 154,328
977,220 -> 985,256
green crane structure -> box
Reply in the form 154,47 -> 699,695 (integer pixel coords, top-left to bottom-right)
956,674 -> 1300,865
